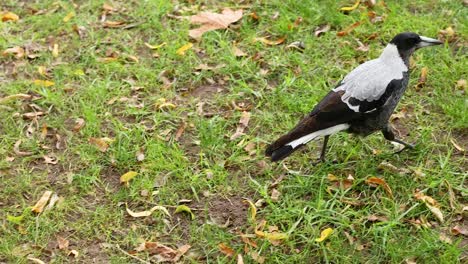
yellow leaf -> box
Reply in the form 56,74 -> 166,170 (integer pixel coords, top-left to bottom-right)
144,42 -> 166,50
426,203 -> 444,223
33,80 -> 55,87
340,0 -> 361,11
126,205 -> 171,218
254,37 -> 286,46
31,191 -> 53,213
63,12 -> 75,22
244,199 -> 257,223
255,230 -> 288,241
38,66 -> 47,76
74,69 -> 85,76
120,171 -> 138,184
315,227 -> 333,242
88,137 -> 110,152
175,205 -> 195,220
2,12 -> 19,22
176,43 -> 193,56
52,44 -> 59,57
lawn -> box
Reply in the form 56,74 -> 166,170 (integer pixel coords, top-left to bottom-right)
0,0 -> 467,263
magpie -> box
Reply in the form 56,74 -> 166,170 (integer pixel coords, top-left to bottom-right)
266,32 -> 443,162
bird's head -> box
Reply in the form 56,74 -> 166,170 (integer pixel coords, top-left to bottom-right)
390,32 -> 443,58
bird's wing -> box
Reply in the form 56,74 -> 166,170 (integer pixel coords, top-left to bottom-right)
333,58 -> 407,113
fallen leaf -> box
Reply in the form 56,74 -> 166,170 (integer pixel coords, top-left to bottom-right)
73,118 -> 85,132
232,45 -> 247,57
45,193 -> 59,211
189,8 -> 243,40
244,199 -> 257,223
33,79 -> 55,87
57,236 -> 69,250
450,138 -> 465,152
314,24 -> 330,37
31,191 -> 53,213
2,12 -> 19,22
414,67 -> 428,90
144,42 -> 166,49
175,205 -> 195,220
455,79 -> 466,90
255,230 -> 288,241
136,148 -> 145,161
3,46 -> 25,59
176,43 -> 193,56
240,234 -> 258,248
175,122 -> 186,141
254,36 -> 286,46
377,161 -> 411,175
13,140 -> 33,156
237,254 -> 244,264
23,111 -> 45,120
439,233 -> 452,244
249,251 -> 265,263
340,0 -> 361,12
103,21 -> 126,28
72,24 -> 87,39
0,93 -> 31,104
230,111 -> 251,140
337,21 -> 360,37
139,242 -> 190,262
68,249 -> 79,258
43,155 -> 58,165
414,191 -> 444,223
315,227 -> 333,242
365,177 -> 393,198
126,205 -> 170,218
270,189 -> 281,202
88,137 -> 112,152
63,12 -> 75,22
438,26 -> 456,42
451,225 -> 468,236
285,41 -> 305,51
27,257 -> 45,264
52,44 -> 59,58
367,215 -> 388,222
120,171 -> 138,185
219,243 -> 235,257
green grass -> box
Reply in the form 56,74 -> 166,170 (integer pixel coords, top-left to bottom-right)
1,0 -> 467,263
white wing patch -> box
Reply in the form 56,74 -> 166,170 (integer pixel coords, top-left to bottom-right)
286,124 -> 350,148
333,44 -> 407,112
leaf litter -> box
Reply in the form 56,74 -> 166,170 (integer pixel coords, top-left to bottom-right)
189,8 -> 243,40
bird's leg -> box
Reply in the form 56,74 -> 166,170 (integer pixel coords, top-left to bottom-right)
312,135 -> 329,165
381,125 -> 414,153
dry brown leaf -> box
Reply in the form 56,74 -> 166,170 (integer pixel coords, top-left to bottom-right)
240,234 -> 258,248
414,67 -> 428,90
23,111 -> 45,119
270,189 -> 281,202
88,137 -> 112,152
68,249 -> 79,258
414,191 -> 444,223
249,251 -> 265,263
337,21 -> 360,37
73,118 -> 85,132
314,24 -> 330,37
2,12 -> 19,22
138,242 -> 190,262
3,46 -> 25,59
43,155 -> 58,165
57,236 -> 69,250
237,254 -> 244,264
13,140 -> 33,156
31,191 -> 53,213
219,243 -> 235,257
72,24 -> 87,39
126,205 -> 170,218
103,21 -> 126,28
365,177 -> 393,198
451,225 -> 468,236
254,36 -> 286,46
189,8 -> 243,40
377,161 -> 411,175
230,111 -> 251,140
450,138 -> 465,152
27,257 -> 45,264
175,122 -> 186,141
0,93 -> 31,104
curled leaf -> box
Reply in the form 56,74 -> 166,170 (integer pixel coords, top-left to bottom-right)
63,12 -> 75,22
175,205 -> 195,220
243,199 -> 257,223
314,24 -> 330,37
126,205 -> 171,218
189,8 -> 243,40
365,177 -> 393,198
144,42 -> 166,50
88,137 -> 112,152
2,12 -> 19,22
315,227 -> 333,242
254,37 -> 286,46
340,0 -> 361,12
33,80 -> 55,87
0,94 -> 31,104
255,230 -> 288,241
218,243 -> 235,257
31,191 -> 53,213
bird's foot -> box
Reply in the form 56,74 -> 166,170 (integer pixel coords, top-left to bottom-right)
392,140 -> 415,154
311,157 -> 325,166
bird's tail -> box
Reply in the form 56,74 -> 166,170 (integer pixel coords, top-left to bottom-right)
265,117 -> 319,162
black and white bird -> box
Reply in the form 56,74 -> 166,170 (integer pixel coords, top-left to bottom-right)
265,32 -> 443,162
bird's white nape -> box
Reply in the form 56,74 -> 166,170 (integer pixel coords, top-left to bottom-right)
286,124 -> 350,148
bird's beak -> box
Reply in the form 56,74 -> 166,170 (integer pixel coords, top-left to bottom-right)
417,36 -> 443,49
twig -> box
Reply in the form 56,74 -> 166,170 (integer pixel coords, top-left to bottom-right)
115,244 -> 150,264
